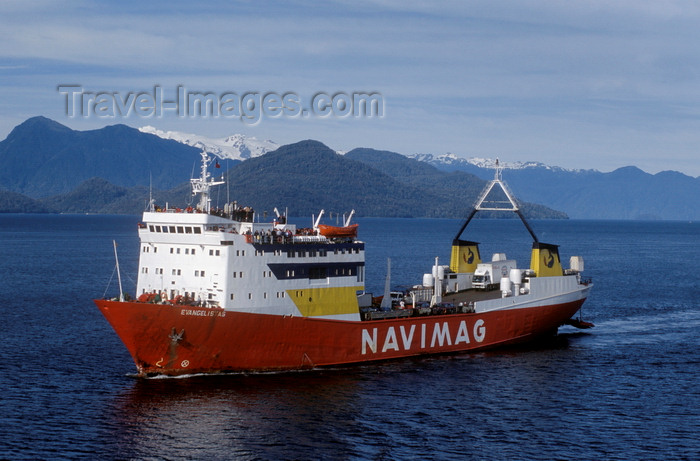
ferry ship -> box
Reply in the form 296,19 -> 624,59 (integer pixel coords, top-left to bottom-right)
95,152 -> 593,377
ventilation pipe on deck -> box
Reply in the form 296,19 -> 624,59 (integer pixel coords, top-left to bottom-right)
500,276 -> 512,298
510,269 -> 522,297
430,257 -> 442,306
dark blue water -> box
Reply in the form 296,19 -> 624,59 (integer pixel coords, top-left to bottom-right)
1,215 -> 698,460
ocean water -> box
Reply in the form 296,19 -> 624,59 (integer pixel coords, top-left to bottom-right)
0,214 -> 698,460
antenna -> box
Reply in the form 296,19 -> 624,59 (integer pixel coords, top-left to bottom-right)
113,240 -> 124,301
190,150 -> 225,213
226,158 -> 230,206
146,172 -> 155,212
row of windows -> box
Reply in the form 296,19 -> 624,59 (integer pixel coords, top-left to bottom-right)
287,249 -> 328,258
148,225 -> 202,234
143,265 -> 359,281
141,267 -> 207,277
284,248 -> 360,258
278,266 -> 358,279
171,247 -> 196,255
142,243 -> 227,256
144,245 -> 360,259
230,268 -> 343,280
145,247 -> 221,256
229,292 -> 286,300
231,270 -> 278,279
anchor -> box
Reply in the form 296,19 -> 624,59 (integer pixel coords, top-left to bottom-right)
169,327 -> 185,342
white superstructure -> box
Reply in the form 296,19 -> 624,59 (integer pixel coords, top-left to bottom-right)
135,151 -> 365,321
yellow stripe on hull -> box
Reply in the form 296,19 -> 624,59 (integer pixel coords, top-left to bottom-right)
288,285 -> 363,317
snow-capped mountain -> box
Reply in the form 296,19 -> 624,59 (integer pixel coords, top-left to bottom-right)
139,126 -> 279,161
2,116 -> 699,220
408,152 -> 564,171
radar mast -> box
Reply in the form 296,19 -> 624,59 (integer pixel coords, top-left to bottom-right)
190,150 -> 225,213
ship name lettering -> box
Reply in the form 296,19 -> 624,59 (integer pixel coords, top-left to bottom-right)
361,319 -> 486,355
473,319 -> 485,342
431,322 -> 451,347
180,309 -> 225,317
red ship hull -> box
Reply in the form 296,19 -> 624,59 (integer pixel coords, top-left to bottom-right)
95,297 -> 585,377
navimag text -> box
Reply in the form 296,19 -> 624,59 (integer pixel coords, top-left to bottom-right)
57,85 -> 384,124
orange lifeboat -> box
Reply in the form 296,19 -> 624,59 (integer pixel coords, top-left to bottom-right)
317,223 -> 358,238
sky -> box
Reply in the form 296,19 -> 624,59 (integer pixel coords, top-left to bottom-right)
2,0 -> 700,176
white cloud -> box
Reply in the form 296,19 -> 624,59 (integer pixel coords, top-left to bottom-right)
2,1 -> 700,175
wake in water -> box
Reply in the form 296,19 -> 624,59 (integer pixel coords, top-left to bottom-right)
584,308 -> 700,347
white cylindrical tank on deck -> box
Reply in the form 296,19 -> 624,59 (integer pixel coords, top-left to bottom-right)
437,265 -> 446,280
509,269 -> 522,297
500,276 -> 511,297
570,256 -> 584,272
431,265 -> 448,280
423,273 -> 434,287
509,269 -> 522,285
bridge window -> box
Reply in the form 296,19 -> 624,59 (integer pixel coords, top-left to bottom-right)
309,267 -> 327,279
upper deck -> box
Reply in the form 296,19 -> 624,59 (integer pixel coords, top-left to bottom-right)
142,208 -> 291,236
140,207 -> 362,248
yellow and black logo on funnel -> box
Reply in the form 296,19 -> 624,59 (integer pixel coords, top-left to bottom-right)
464,247 -> 475,264
542,249 -> 554,268
530,243 -> 563,277
451,239 -> 481,273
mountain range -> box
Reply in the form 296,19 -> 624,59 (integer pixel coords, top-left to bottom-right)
0,116 -> 697,219
143,126 -> 700,219
0,116 -> 201,198
412,153 -> 700,219
0,117 -> 561,218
